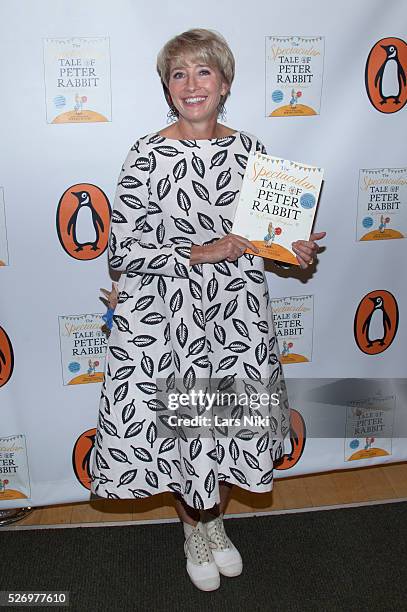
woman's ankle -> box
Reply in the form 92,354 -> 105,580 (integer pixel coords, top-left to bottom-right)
182,516 -> 199,527
201,505 -> 221,523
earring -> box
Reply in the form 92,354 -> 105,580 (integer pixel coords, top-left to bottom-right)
166,105 -> 178,124
218,103 -> 227,122
218,95 -> 227,122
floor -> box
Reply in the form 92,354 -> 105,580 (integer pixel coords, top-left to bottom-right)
3,461 -> 406,529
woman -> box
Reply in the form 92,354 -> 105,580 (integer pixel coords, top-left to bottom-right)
91,28 -> 325,591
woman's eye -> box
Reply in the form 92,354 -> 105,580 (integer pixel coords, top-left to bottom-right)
172,71 -> 184,79
199,69 -> 210,76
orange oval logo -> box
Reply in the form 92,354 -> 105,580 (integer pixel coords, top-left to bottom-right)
0,326 -> 14,387
56,183 -> 111,260
275,408 -> 306,471
354,290 -> 399,354
365,37 -> 407,113
72,428 -> 96,490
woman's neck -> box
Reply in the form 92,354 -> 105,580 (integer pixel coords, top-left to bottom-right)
159,118 -> 235,141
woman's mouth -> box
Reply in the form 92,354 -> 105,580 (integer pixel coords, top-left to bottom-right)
183,96 -> 207,106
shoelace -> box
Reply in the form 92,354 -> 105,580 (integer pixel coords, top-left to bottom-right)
184,526 -> 216,564
206,515 -> 230,550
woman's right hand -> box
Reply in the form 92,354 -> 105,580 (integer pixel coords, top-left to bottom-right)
189,234 -> 259,265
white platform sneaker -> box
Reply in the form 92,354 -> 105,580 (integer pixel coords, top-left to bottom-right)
204,513 -> 243,577
183,521 -> 220,591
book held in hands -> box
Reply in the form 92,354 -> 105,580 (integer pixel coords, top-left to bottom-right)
232,152 -> 324,265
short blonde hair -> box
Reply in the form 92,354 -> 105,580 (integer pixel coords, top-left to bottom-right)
156,28 -> 235,108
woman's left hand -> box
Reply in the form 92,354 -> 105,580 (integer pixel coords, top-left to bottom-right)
100,282 -> 118,309
292,232 -> 326,269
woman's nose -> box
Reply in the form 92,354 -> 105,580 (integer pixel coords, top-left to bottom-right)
185,74 -> 198,90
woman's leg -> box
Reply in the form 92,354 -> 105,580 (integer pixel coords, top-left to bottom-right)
173,493 -> 200,526
202,483 -> 242,577
205,482 -> 234,517
174,492 -> 221,591
173,482 -> 233,523
219,482 -> 233,515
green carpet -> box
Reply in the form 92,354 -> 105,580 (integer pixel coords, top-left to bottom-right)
1,501 -> 406,612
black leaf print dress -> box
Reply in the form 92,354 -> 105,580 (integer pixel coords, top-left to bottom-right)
90,130 -> 291,508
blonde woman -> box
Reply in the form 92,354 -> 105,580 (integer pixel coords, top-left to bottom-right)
91,28 -> 325,591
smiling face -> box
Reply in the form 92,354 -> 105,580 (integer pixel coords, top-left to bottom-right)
167,57 -> 229,126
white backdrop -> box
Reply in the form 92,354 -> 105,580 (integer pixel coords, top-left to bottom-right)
0,0 -> 406,510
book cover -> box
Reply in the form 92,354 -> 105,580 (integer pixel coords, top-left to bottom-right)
265,35 -> 325,117
58,314 -> 107,385
270,294 -> 314,363
0,434 -> 31,500
356,167 -> 406,241
344,394 -> 395,461
232,152 -> 324,265
43,37 -> 112,124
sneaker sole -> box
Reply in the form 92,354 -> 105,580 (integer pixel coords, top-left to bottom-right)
187,568 -> 221,591
218,565 -> 243,578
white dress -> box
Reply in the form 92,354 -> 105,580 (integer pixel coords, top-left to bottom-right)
90,130 -> 291,509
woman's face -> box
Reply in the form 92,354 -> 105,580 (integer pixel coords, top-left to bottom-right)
167,56 -> 229,125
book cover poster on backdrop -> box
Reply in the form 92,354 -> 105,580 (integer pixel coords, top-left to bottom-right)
265,35 -> 324,117
270,295 -> 314,363
43,36 -> 112,123
345,394 -> 395,461
357,168 -> 406,241
58,314 -> 106,385
0,188 -> 9,266
0,435 -> 31,500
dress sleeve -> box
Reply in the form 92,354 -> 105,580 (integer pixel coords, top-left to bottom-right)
108,139 -> 198,279
254,136 -> 268,155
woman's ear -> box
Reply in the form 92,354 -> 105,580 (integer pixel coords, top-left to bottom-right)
162,83 -> 173,107
221,81 -> 229,97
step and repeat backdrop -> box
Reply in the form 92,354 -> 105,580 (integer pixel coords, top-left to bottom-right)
0,0 -> 406,509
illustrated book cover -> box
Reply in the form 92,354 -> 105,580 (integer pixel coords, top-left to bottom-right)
232,152 -> 324,265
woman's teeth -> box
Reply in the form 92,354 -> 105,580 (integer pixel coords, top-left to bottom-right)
184,97 -> 206,104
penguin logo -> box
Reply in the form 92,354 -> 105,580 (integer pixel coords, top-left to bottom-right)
275,408 -> 306,471
354,290 -> 399,355
375,45 -> 406,105
365,37 -> 407,113
72,428 -> 96,490
56,183 -> 111,260
0,325 -> 14,388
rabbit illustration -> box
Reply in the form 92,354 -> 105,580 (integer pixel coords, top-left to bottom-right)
289,89 -> 298,107
378,215 -> 389,233
264,222 -> 276,247
87,359 -> 97,375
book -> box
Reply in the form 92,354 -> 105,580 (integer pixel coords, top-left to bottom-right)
232,152 -> 324,265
